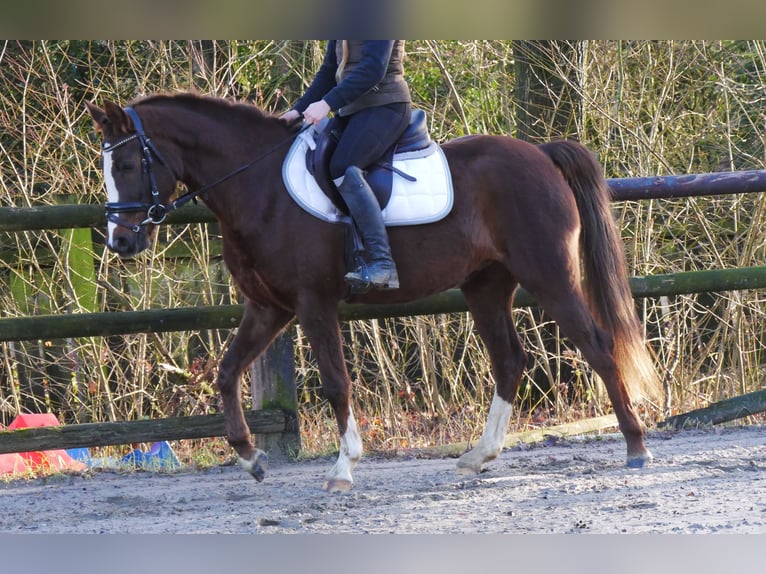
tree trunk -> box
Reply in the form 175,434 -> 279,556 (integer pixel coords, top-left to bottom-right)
513,40 -> 581,142
271,40 -> 319,108
513,40 -> 584,407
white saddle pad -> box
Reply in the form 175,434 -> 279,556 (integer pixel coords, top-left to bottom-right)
282,127 -> 454,226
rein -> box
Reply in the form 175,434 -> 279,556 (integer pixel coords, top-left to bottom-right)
104,107 -> 307,233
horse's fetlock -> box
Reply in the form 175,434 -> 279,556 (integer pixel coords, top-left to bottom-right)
227,436 -> 251,450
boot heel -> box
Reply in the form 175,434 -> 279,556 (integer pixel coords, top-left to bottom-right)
367,263 -> 399,289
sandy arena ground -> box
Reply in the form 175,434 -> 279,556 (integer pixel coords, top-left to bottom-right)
1,425 -> 764,534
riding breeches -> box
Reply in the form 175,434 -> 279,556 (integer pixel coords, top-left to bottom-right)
329,102 -> 411,181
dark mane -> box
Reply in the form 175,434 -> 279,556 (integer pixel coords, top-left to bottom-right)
130,92 -> 289,131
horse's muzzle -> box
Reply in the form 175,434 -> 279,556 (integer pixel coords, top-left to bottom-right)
108,228 -> 150,258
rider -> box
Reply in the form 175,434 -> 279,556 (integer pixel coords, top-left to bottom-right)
282,40 -> 411,290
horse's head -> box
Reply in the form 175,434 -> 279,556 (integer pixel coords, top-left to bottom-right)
86,100 -> 178,258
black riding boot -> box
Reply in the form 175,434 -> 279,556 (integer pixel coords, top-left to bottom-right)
337,166 -> 399,290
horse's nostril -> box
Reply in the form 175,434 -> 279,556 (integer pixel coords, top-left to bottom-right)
110,235 -> 132,255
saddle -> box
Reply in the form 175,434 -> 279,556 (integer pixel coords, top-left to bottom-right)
306,109 -> 433,214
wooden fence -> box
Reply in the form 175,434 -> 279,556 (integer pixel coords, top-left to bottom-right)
3,169 -> 766,458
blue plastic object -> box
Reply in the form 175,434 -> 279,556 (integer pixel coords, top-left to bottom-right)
66,447 -> 92,466
121,441 -> 182,470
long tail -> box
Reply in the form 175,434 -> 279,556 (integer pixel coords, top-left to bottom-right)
538,140 -> 662,405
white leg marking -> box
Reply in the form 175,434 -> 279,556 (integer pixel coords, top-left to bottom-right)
102,150 -> 119,249
457,393 -> 513,475
237,448 -> 268,481
324,408 -> 363,491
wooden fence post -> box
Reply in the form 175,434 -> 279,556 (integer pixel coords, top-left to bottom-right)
249,326 -> 300,461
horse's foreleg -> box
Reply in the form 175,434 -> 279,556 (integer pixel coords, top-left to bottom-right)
324,405 -> 362,492
297,302 -> 361,492
458,393 -> 516,475
457,267 -> 526,475
217,302 -> 293,481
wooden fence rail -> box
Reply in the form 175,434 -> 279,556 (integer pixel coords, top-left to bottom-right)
0,410 -> 290,455
3,169 -> 766,233
3,266 -> 766,342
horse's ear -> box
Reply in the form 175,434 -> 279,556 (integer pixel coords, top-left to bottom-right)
85,101 -> 108,135
85,100 -> 131,137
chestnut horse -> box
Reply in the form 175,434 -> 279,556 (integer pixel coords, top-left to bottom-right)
85,93 -> 660,492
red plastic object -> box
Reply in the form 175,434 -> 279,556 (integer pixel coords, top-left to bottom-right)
8,413 -> 62,430
0,423 -> 30,474
0,453 -> 30,474
5,414 -> 86,473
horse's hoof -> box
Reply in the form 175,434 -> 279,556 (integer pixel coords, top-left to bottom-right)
323,478 -> 353,492
238,451 -> 268,482
456,456 -> 482,476
626,450 -> 653,469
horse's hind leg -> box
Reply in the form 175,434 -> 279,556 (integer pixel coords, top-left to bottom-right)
296,297 -> 362,492
457,264 -> 527,475
217,301 -> 294,481
528,284 -> 652,467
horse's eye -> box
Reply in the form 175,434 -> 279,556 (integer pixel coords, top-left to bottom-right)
117,162 -> 135,172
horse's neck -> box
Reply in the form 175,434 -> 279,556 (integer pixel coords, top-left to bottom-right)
161,110 -> 244,183
152,106 -> 273,216
156,105 -> 286,226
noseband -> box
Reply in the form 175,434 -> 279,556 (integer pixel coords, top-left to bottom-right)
102,107 -> 307,234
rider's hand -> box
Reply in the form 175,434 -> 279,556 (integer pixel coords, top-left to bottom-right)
280,109 -> 301,123
302,100 -> 331,126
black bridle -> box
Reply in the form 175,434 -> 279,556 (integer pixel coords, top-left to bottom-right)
103,106 -> 307,234
103,107 -> 179,233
